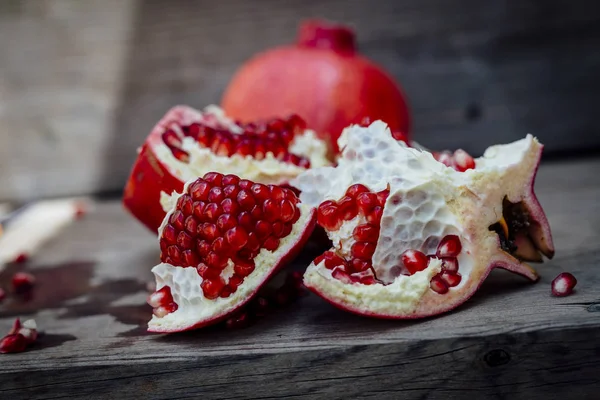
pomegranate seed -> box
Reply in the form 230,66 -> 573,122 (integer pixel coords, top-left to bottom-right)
14,253 -> 28,263
147,286 -> 171,307
237,190 -> 256,211
269,185 -> 286,201
223,184 -> 240,199
376,189 -> 390,206
255,220 -> 272,241
211,237 -> 230,254
317,204 -> 342,231
349,259 -> 371,273
238,179 -> 253,190
162,129 -> 181,147
169,210 -> 185,230
430,276 -> 449,294
226,227 -> 249,251
353,224 -> 379,243
332,268 -> 352,284
162,224 -> 177,244
221,198 -> 240,215
263,199 -> 281,222
177,195 -> 193,215
208,187 -> 225,203
216,213 -> 237,231
12,272 -> 35,294
196,240 -> 211,258
356,192 -> 378,215
286,114 -> 307,131
359,275 -> 377,285
338,196 -> 358,221
236,140 -> 254,156
440,257 -> 459,272
0,334 -> 28,354
167,246 -> 182,264
228,275 -> 243,289
184,216 -> 197,235
222,174 -> 240,186
254,142 -> 266,160
351,242 -> 376,260
238,212 -> 254,231
192,201 -> 206,219
279,200 -> 296,222
234,262 -> 255,277
220,286 -> 233,298
453,149 -> 476,172
391,130 -> 409,143
551,272 -> 577,297
314,254 -> 326,265
171,147 -> 190,162
366,206 -> 383,224
436,235 -> 462,257
186,122 -> 201,137
201,278 -> 225,300
203,172 -> 223,186
246,233 -> 261,252
440,271 -> 462,287
291,208 -> 301,224
200,223 -> 218,241
189,180 -> 210,201
206,252 -> 228,270
435,151 -> 454,167
272,222 -> 284,238
203,203 -> 223,221
225,312 -> 250,329
323,253 -> 346,270
197,263 -> 220,279
176,231 -> 193,249
182,250 -> 199,267
281,223 -> 293,237
263,236 -> 280,251
345,184 -> 370,198
195,125 -> 214,146
401,250 -> 429,274
251,183 -> 270,203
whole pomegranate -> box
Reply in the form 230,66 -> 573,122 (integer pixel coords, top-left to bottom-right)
221,19 -> 411,155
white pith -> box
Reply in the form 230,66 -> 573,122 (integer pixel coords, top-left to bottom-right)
291,121 -> 546,316
328,215 -> 366,260
153,105 -> 330,204
148,177 -> 313,332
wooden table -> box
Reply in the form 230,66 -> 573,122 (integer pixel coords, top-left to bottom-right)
1,158 -> 599,399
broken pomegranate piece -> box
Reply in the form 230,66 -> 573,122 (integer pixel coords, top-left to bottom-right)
146,172 -> 316,332
123,105 -> 330,233
0,319 -> 38,354
291,120 -> 554,319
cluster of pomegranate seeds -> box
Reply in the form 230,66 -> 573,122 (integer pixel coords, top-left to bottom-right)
400,234 -> 463,294
147,286 -> 179,317
158,172 -> 302,302
314,184 -> 389,285
432,149 -> 475,172
162,113 -> 311,167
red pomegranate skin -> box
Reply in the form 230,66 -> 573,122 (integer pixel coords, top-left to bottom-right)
221,19 -> 411,154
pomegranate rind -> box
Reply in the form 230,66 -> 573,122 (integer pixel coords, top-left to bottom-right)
123,105 -> 330,233
293,121 -> 554,319
147,179 -> 317,333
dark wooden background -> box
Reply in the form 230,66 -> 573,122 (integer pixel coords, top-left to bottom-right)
1,0 -> 599,202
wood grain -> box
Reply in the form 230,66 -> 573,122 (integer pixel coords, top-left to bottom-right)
1,0 -> 600,203
0,158 -> 599,398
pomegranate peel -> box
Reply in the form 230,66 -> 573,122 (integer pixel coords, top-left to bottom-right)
123,105 -> 330,233
292,121 -> 554,319
147,172 -> 316,333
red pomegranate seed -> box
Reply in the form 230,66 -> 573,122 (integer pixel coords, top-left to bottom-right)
281,223 -> 293,237
356,192 -> 378,215
440,271 -> 462,287
269,185 -> 286,201
263,199 -> 281,222
332,268 -> 352,284
203,172 -> 223,186
440,257 -> 459,272
338,196 -> 358,221
176,231 -> 193,249
263,236 -> 280,251
238,212 -> 254,231
238,179 -> 252,190
201,278 -> 226,299
236,190 -> 256,211
255,220 -> 272,241
182,250 -> 199,267
14,253 -> 28,264
208,187 -> 225,203
234,262 -> 255,277
162,129 -> 181,147
286,114 -> 307,131
197,240 -> 211,258
162,224 -> 177,244
226,227 -> 249,251
351,242 -> 376,260
353,224 -> 379,243
246,233 -> 261,252
349,259 -> 371,273
366,206 -> 383,224
323,253 -> 346,270
430,276 -> 449,294
206,252 -> 228,270
221,198 -> 240,214
317,204 -> 342,231
314,254 -> 326,265
220,286 -> 233,298
171,147 -> 190,162
228,275 -> 243,289
0,334 -> 28,354
195,125 -> 214,146
435,151 -> 454,167
223,184 -> 240,199
167,246 -> 182,264
346,184 -> 370,198
236,140 -> 254,156
211,237 -> 230,255
203,203 -> 223,221
192,201 -> 206,219
216,214 -> 237,231
184,216 -> 197,235
12,272 -> 35,294
401,250 -> 429,274
376,189 -> 390,206
279,200 -> 295,222
249,205 -> 262,220
551,272 -> 577,297
251,183 -> 270,202
453,149 -> 476,172
177,195 -> 193,215
189,180 -> 210,201
358,275 -> 377,285
222,174 -> 240,186
169,210 -> 185,230
436,235 -> 462,257
391,130 -> 409,143
200,223 -> 219,241
197,263 -> 220,279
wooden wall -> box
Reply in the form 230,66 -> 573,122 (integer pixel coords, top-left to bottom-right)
1,0 -> 599,202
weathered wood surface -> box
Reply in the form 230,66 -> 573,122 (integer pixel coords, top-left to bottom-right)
2,0 -> 600,203
0,158 -> 599,399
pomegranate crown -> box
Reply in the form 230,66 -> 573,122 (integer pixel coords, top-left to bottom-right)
297,19 -> 357,54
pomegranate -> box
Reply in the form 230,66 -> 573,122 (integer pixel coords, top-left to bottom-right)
146,172 -> 316,332
551,272 -> 577,297
123,105 -> 330,233
221,19 -> 411,155
290,121 -> 555,319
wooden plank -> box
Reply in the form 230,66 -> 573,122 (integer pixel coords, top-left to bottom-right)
1,0 -> 600,203
0,158 -> 599,398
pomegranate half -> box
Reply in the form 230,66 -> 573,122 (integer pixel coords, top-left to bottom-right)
146,172 -> 316,332
123,105 -> 329,233
291,121 -> 555,318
